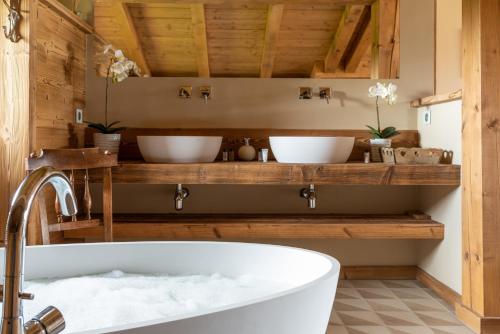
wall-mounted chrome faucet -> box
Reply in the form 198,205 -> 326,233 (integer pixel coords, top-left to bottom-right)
178,86 -> 192,99
299,87 -> 313,100
300,184 -> 317,209
2,167 -> 77,334
200,86 -> 212,104
174,184 -> 190,211
319,87 -> 332,104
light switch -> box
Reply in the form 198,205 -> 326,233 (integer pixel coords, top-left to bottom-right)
75,108 -> 83,124
423,108 -> 431,125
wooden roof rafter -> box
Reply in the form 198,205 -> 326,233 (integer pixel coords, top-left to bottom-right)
260,4 -> 284,78
344,5 -> 372,72
370,0 -> 399,79
191,4 -> 210,77
109,0 -> 151,77
324,4 -> 367,73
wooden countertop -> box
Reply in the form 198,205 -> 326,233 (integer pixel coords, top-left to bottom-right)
91,161 -> 461,186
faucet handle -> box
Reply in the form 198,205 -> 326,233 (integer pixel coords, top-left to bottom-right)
19,291 -> 35,300
25,306 -> 65,334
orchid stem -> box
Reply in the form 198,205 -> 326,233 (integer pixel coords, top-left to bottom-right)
104,61 -> 112,128
376,96 -> 381,133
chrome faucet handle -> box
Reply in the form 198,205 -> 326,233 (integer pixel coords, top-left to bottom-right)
24,306 -> 65,334
19,292 -> 34,300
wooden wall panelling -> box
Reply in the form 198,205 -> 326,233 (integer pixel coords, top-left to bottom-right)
459,0 -> 500,332
0,0 -> 35,240
35,0 -> 88,150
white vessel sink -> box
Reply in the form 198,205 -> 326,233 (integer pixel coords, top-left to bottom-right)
269,136 -> 355,164
138,136 -> 223,163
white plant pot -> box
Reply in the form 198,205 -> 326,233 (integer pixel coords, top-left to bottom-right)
369,138 -> 392,162
93,133 -> 121,154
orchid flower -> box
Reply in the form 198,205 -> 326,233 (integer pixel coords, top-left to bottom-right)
366,82 -> 400,139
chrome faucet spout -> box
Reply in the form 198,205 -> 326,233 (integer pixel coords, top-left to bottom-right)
2,167 -> 77,334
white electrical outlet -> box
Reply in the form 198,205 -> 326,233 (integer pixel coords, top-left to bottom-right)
423,108 -> 432,125
75,108 -> 84,124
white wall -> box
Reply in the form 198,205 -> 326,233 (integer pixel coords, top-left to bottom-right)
417,100 -> 462,293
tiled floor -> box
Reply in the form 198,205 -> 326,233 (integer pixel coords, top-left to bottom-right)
327,280 -> 474,334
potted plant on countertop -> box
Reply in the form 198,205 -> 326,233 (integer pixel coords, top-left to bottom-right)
367,82 -> 399,162
86,45 -> 141,154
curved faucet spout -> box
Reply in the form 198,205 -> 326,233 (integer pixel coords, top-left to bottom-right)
2,167 -> 77,334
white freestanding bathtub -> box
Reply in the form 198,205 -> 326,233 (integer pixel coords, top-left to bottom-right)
1,242 -> 340,334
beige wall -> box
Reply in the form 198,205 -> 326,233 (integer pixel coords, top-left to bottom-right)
417,100 -> 462,293
86,0 -> 435,266
435,0 -> 462,94
416,0 -> 463,294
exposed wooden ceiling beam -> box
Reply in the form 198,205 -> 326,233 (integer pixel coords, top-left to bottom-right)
324,5 -> 366,73
191,4 -> 210,77
310,61 -> 370,78
370,0 -> 399,79
109,1 -> 151,77
260,4 -> 284,78
120,0 -> 375,4
345,8 -> 372,73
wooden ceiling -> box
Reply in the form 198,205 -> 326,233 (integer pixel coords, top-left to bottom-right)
94,0 -> 399,78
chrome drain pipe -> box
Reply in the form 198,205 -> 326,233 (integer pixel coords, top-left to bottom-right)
300,184 -> 317,209
174,184 -> 190,211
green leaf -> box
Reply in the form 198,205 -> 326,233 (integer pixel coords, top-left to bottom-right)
106,121 -> 121,128
106,126 -> 126,134
366,125 -> 383,139
87,123 -> 108,133
380,126 -> 400,138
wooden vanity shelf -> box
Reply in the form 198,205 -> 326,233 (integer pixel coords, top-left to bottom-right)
91,162 -> 461,186
63,213 -> 444,241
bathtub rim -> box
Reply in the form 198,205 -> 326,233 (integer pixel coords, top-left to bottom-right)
17,241 -> 340,334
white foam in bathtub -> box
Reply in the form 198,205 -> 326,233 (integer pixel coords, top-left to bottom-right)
19,270 -> 291,333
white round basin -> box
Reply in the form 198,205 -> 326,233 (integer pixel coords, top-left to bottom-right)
138,136 -> 223,163
269,136 -> 355,164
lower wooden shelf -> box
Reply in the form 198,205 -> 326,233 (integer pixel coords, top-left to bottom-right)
64,213 -> 444,241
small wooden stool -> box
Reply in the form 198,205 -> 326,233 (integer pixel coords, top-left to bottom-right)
26,148 -> 118,244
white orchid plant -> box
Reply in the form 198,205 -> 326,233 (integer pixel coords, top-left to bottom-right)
367,82 -> 400,139
87,45 -> 141,134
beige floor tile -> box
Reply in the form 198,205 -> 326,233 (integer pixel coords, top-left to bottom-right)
388,326 -> 434,334
337,288 -> 363,299
326,325 -> 350,334
391,288 -> 434,299
334,298 -> 372,311
429,326 -> 475,334
401,298 -> 450,312
367,299 -> 412,312
330,280 -> 472,334
357,288 -> 397,299
415,311 -> 462,326
349,280 -> 387,288
346,326 -> 392,334
381,280 -> 422,289
376,311 -> 426,326
336,311 -> 384,326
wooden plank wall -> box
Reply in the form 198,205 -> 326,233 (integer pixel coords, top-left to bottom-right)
33,0 -> 88,150
0,0 -> 34,240
458,0 -> 500,332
